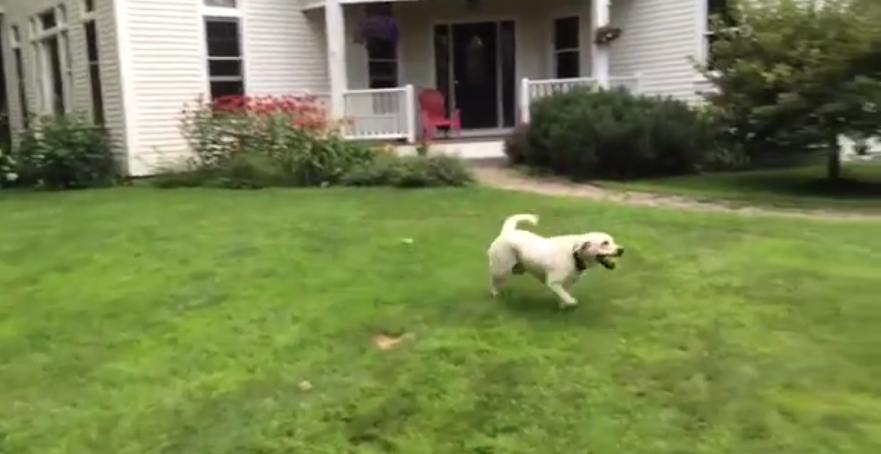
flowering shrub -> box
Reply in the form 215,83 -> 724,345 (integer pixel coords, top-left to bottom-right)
157,92 -> 473,190
170,93 -> 374,188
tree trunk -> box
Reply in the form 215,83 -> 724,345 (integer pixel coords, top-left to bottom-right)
826,135 -> 842,181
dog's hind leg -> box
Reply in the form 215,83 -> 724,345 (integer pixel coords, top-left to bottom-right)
489,272 -> 508,297
487,246 -> 517,297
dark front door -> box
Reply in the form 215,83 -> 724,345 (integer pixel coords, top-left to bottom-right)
451,22 -> 498,130
433,21 -> 516,130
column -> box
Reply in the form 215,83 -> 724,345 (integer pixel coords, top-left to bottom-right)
591,0 -> 610,88
325,0 -> 348,118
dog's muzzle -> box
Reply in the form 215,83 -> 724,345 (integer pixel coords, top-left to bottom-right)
596,248 -> 624,270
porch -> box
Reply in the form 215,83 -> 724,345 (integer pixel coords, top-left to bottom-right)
307,0 -> 640,144
326,75 -> 640,143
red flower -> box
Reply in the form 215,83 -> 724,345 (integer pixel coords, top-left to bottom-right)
182,92 -> 335,136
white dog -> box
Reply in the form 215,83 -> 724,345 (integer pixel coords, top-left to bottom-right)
486,213 -> 624,308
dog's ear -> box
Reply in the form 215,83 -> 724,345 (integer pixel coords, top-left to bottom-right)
572,241 -> 591,255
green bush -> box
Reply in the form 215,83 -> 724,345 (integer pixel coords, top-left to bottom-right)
503,125 -> 530,165
148,166 -> 208,189
340,154 -> 474,188
517,87 -> 719,180
152,152 -> 279,190
208,152 -> 279,189
696,0 -> 880,180
691,103 -> 749,172
0,147 -> 18,188
15,114 -> 118,190
696,0 -> 881,179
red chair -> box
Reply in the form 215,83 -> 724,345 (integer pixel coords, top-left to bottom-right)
418,88 -> 461,140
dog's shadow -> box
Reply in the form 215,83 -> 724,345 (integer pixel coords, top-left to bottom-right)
495,290 -> 610,327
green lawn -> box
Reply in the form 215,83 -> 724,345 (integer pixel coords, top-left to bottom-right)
597,161 -> 881,212
1,187 -> 880,454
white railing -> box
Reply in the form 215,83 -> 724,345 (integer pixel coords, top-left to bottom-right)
519,74 -> 642,123
302,0 -> 416,7
341,85 -> 416,142
311,86 -> 416,142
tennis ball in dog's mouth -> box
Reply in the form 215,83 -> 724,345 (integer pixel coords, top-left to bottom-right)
597,255 -> 617,270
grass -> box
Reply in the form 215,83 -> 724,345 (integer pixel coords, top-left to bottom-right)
597,161 -> 881,212
1,187 -> 881,454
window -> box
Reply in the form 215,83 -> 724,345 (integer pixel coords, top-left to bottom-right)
10,26 -> 29,128
553,17 -> 580,79
204,18 -> 245,100
84,16 -> 104,124
705,0 -> 734,70
32,6 -> 71,116
366,39 -> 398,89
39,10 -> 57,30
366,39 -> 398,114
364,3 -> 398,114
365,3 -> 398,89
83,0 -> 95,13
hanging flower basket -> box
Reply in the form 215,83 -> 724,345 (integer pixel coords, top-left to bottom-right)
354,16 -> 399,44
594,25 -> 622,45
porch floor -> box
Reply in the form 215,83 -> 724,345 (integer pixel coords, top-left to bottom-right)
411,127 -> 512,142
396,138 -> 506,159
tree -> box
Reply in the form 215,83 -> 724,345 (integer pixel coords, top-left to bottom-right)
699,0 -> 881,180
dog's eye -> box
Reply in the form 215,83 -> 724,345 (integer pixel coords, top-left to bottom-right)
601,241 -> 609,246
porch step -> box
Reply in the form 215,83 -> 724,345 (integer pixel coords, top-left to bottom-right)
467,157 -> 508,167
397,139 -> 507,160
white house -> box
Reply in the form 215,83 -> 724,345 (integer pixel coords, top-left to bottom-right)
0,0 -> 723,176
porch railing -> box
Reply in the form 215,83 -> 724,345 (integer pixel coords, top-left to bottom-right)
312,85 -> 417,142
342,86 -> 416,142
519,74 -> 642,123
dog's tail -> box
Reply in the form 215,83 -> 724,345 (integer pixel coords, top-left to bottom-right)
500,214 -> 538,234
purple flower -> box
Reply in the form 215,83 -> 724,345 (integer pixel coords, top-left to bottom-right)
354,16 -> 399,44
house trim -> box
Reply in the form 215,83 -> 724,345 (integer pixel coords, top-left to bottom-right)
695,0 -> 708,64
200,5 -> 241,17
81,7 -> 102,124
8,23 -> 29,130
693,0 -> 721,88
113,0 -> 138,170
589,0 -> 609,86
325,0 -> 347,116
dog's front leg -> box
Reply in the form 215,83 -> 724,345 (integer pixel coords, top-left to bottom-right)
546,278 -> 578,308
